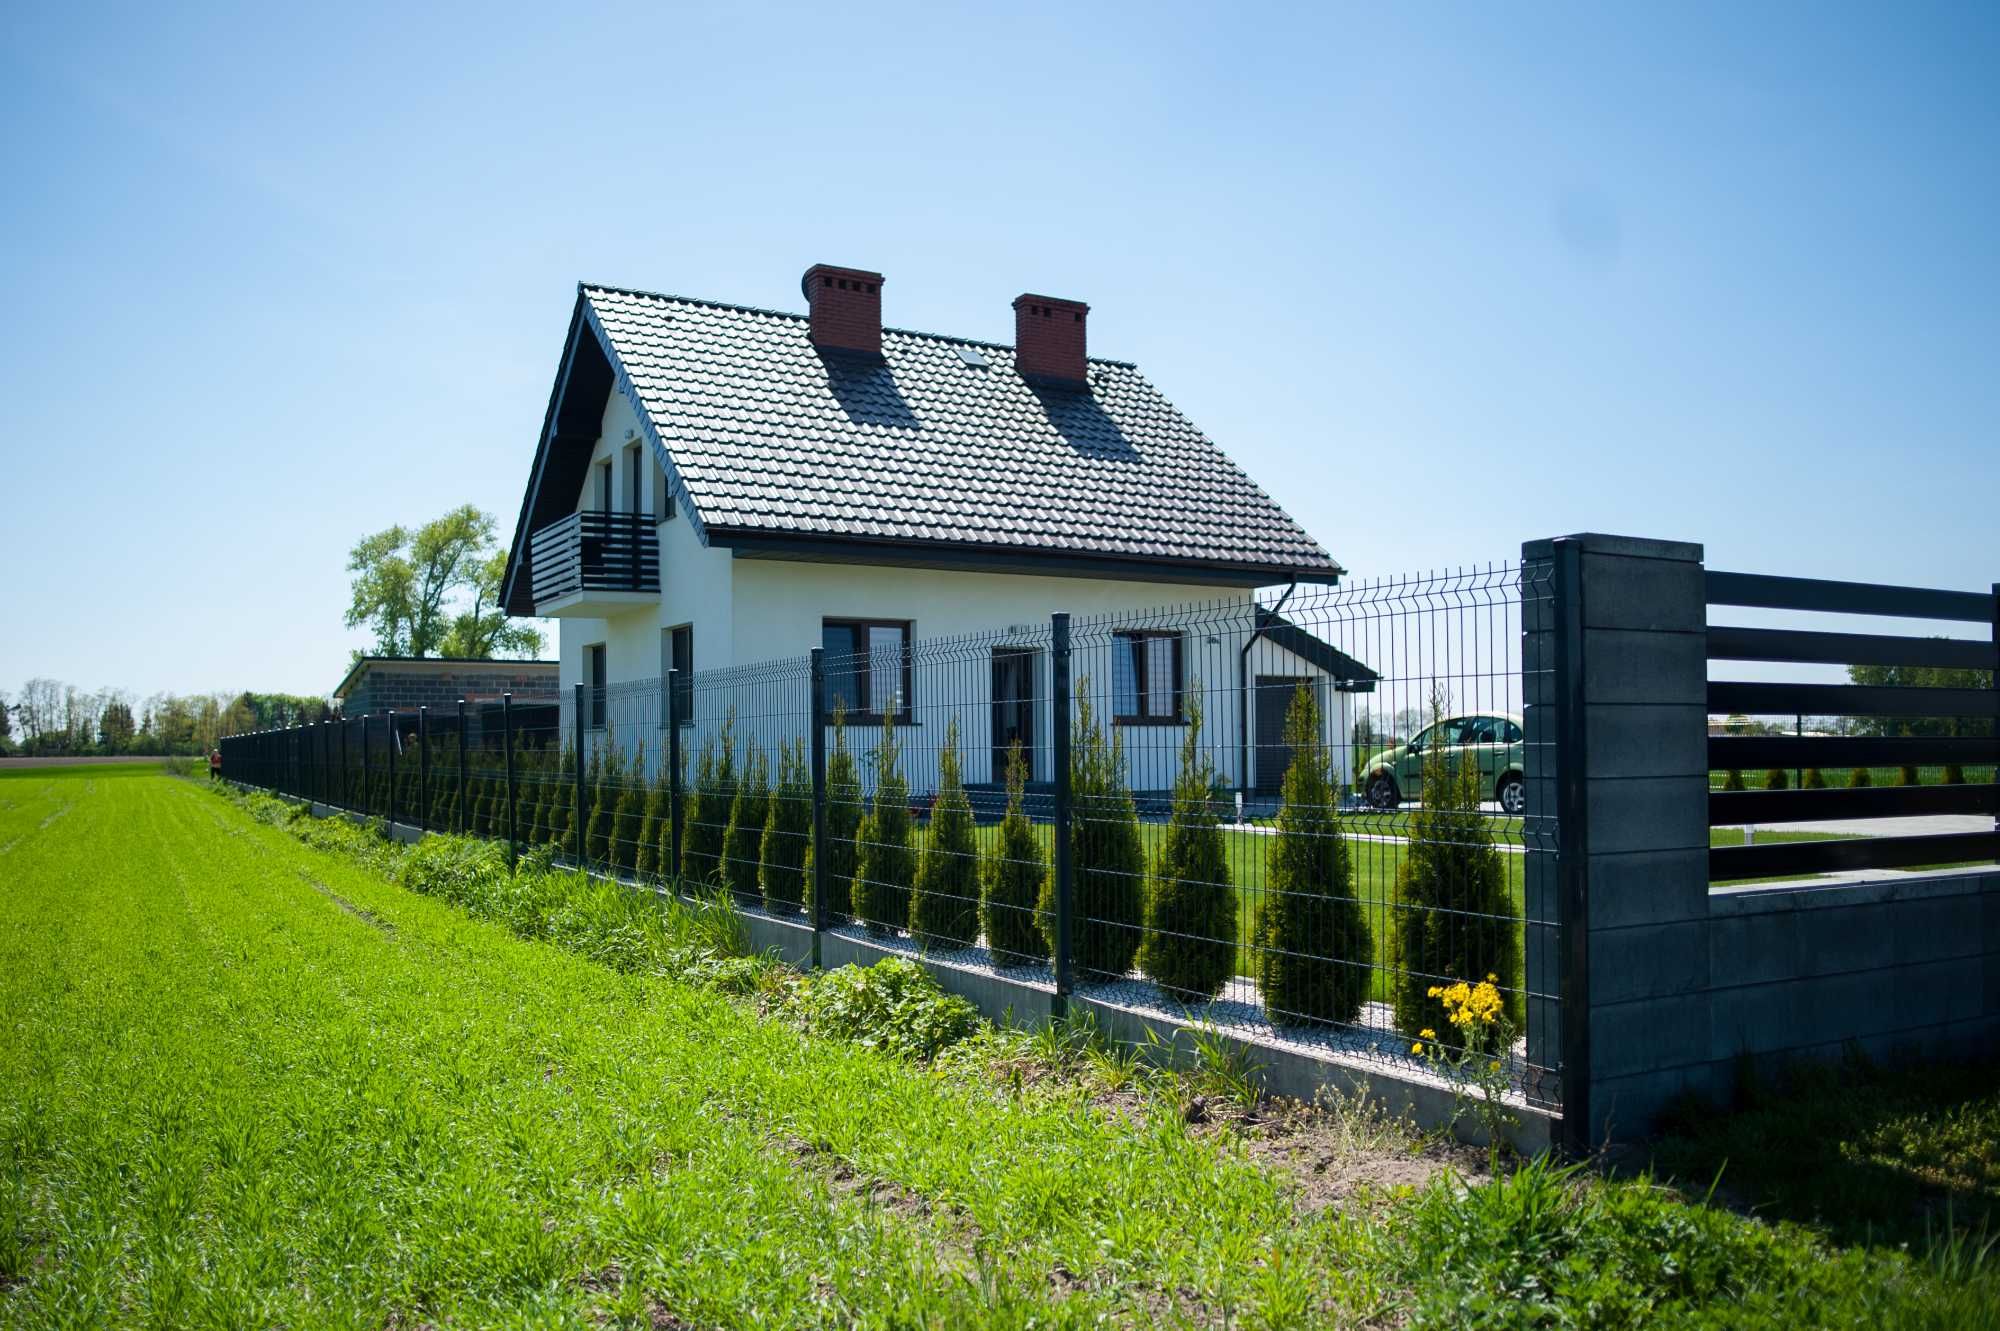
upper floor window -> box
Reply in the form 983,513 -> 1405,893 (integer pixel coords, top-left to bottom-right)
594,459 -> 612,513
654,463 -> 676,523
1112,630 -> 1182,724
624,443 -> 643,517
822,619 -> 911,722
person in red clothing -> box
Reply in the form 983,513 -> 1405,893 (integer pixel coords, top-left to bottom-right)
209,747 -> 222,781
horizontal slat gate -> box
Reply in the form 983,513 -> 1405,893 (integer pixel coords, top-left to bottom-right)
1705,570 -> 1997,882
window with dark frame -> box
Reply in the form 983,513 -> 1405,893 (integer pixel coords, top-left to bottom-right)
1111,630 -> 1183,723
595,459 -> 612,513
586,644 -> 607,728
654,463 -> 675,523
820,619 -> 912,721
625,443 -> 642,517
666,624 -> 693,724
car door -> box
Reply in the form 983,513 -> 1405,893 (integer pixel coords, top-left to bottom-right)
1461,715 -> 1506,792
1398,717 -> 1467,793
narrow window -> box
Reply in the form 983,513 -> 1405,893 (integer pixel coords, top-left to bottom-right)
654,464 -> 675,523
820,619 -> 911,721
665,625 -> 693,723
1112,630 -> 1182,723
595,459 -> 612,513
625,443 -> 642,517
587,644 -> 607,728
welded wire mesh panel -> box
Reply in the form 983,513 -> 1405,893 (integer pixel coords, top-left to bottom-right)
675,658 -> 814,906
216,559 -> 1554,1104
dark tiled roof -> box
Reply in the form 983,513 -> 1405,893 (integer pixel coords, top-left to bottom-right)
579,286 -> 1340,579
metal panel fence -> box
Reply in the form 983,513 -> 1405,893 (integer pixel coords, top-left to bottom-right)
221,565 -> 1558,1102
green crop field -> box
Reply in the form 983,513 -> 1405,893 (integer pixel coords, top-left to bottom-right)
4,766 -> 1996,1328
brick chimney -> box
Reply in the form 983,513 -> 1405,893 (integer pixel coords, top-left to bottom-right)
801,263 -> 884,356
1012,293 -> 1089,387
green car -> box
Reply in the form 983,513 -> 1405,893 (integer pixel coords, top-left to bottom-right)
1361,712 -> 1526,814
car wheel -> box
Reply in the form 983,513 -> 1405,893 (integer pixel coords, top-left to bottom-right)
1367,774 -> 1400,810
1497,774 -> 1525,816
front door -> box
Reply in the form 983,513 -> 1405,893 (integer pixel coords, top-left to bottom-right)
1254,676 -> 1313,794
991,648 -> 1037,780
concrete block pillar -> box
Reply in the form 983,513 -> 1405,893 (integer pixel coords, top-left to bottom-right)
1523,533 -> 1712,1150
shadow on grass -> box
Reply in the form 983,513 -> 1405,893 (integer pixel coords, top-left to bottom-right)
1650,1052 -> 2000,1250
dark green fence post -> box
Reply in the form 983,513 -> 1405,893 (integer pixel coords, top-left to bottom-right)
809,649 -> 828,967
455,699 -> 468,835
1051,611 -> 1073,1018
361,715 -> 373,819
386,710 -> 398,830
573,682 -> 587,869
667,670 -> 684,882
417,707 -> 429,833
503,692 -> 518,869
340,720 -> 350,809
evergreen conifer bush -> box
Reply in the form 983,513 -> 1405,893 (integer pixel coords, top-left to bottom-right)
981,742 -> 1049,965
1804,767 -> 1828,789
1391,701 -> 1519,1039
722,741 -> 770,904
1899,765 -> 1921,787
1763,768 -> 1790,791
1140,695 -> 1235,1002
1255,686 -> 1371,1026
1944,763 -> 1967,785
806,705 -> 861,923
635,759 -> 669,877
608,741 -> 646,874
552,744 -> 577,852
680,710 -> 735,885
1848,766 -> 1873,788
583,741 -> 611,865
909,719 -> 980,950
1722,769 -> 1746,792
760,738 -> 811,914
853,713 -> 916,934
1039,681 -> 1145,981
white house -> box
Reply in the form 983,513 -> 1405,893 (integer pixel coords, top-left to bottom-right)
498,264 -> 1375,795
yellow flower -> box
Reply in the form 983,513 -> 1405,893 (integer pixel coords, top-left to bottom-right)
1420,1028 -> 1437,1040
1411,1042 -> 1425,1055
1489,1060 -> 1502,1073
1486,973 -> 1498,983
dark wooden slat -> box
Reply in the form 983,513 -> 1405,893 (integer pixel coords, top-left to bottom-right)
1709,735 -> 2000,768
1710,783 -> 1999,824
1706,626 -> 1996,670
1706,571 -> 1992,623
1709,681 -> 1997,719
1712,830 -> 1998,880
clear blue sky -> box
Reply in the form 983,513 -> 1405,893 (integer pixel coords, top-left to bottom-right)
2,1 -> 1994,698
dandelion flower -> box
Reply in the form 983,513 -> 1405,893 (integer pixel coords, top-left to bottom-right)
1411,1042 -> 1424,1055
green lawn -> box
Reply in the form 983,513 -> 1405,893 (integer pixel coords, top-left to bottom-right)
5,766 -> 1996,1328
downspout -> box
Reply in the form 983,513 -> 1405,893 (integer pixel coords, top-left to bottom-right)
1239,578 -> 1298,802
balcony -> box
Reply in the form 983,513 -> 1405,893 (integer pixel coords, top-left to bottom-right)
528,510 -> 660,617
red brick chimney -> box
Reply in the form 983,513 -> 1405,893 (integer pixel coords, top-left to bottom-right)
1012,293 -> 1089,386
801,263 -> 884,356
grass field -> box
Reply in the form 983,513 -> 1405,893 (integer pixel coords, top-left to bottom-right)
4,766 -> 1996,1328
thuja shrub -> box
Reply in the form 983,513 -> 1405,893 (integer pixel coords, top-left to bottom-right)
1392,708 -> 1519,1039
1944,763 -> 1967,784
1848,767 -> 1873,788
1039,682 -> 1145,981
1899,765 -> 1921,787
1763,768 -> 1790,791
806,705 -> 860,923
909,719 -> 980,951
551,744 -> 577,852
1722,769 -> 1746,792
1804,767 -> 1828,789
1256,686 -> 1371,1026
608,741 -> 647,875
760,738 -> 811,914
722,741 -> 770,904
680,710 -> 735,886
981,742 -> 1049,965
1140,695 -> 1236,1002
635,759 -> 669,877
583,741 -> 612,865
853,713 -> 916,934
